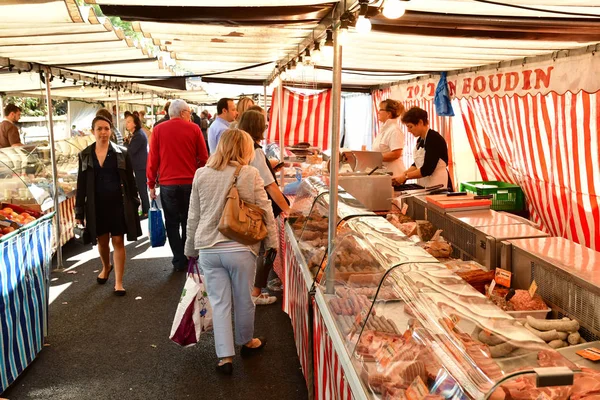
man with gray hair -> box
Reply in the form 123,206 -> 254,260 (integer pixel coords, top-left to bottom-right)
147,99 -> 209,271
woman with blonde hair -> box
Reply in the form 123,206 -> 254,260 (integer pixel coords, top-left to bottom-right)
184,128 -> 278,375
229,97 -> 254,129
373,98 -> 406,178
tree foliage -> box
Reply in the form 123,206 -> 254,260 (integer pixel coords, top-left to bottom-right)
3,96 -> 67,117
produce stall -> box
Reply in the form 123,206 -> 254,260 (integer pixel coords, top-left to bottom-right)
0,212 -> 54,393
0,135 -> 94,250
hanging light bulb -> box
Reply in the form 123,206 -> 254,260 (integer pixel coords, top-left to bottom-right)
383,0 -> 406,19
355,15 -> 371,34
338,18 -> 349,46
312,41 -> 322,63
323,30 -> 334,59
296,55 -> 304,72
280,67 -> 288,81
304,48 -> 312,62
304,61 -> 314,75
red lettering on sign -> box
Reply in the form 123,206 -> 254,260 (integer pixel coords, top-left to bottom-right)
522,70 -> 533,90
414,85 -> 421,96
535,66 -> 554,89
406,86 -> 414,99
474,76 -> 486,93
505,72 -> 519,91
427,83 -> 435,97
448,80 -> 457,97
462,78 -> 472,94
488,74 -> 502,92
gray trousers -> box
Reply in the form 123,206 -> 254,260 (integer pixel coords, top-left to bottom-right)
200,250 -> 257,358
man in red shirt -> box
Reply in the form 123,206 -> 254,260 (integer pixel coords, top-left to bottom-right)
147,99 -> 209,271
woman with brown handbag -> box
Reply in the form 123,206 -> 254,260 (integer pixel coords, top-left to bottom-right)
184,128 -> 278,375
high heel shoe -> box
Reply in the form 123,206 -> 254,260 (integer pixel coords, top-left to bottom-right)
96,265 -> 113,284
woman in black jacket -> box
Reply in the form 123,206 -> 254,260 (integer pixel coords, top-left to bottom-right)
75,116 -> 142,296
125,113 -> 149,218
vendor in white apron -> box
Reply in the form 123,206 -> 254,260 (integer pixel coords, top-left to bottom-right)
372,99 -> 406,177
393,106 -> 453,190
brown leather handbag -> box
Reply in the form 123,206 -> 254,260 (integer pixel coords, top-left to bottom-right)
218,165 -> 268,245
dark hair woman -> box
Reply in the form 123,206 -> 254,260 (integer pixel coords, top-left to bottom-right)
75,116 -> 142,296
125,113 -> 150,218
238,109 -> 290,305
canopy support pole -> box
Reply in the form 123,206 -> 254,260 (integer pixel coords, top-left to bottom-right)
326,28 -> 343,295
45,68 -> 63,269
115,89 -> 121,136
263,84 -> 268,111
278,79 -> 284,188
150,92 -> 155,126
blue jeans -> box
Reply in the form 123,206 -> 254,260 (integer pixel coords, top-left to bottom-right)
160,184 -> 192,269
200,250 -> 257,358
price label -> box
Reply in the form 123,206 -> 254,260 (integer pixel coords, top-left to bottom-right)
406,376 -> 429,400
401,203 -> 409,215
576,347 -> 600,361
487,279 -> 497,298
402,328 -> 413,343
494,268 -> 512,287
529,280 -> 538,298
375,342 -> 396,368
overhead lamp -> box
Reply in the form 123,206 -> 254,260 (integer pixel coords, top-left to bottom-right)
304,62 -> 315,75
312,41 -> 322,63
280,67 -> 288,81
289,59 -> 297,70
338,17 -> 350,46
382,0 -> 406,19
355,0 -> 372,34
304,48 -> 311,62
323,29 -> 334,59
296,56 -> 304,72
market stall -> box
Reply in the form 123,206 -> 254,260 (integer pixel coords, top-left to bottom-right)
0,212 -> 54,393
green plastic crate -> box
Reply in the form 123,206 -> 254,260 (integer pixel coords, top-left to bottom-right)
459,181 -> 525,211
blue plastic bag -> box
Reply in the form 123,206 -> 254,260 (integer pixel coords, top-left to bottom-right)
148,199 -> 166,247
434,71 -> 455,117
283,168 -> 302,196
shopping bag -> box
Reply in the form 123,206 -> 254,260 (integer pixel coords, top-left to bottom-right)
148,199 -> 166,247
169,258 -> 213,347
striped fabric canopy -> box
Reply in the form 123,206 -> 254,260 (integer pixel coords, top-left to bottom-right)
267,87 -> 332,150
457,92 -> 600,250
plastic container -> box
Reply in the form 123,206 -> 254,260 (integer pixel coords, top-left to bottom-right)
459,181 -> 525,211
506,308 -> 551,320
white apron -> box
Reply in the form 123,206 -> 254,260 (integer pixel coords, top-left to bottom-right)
414,135 -> 448,188
372,120 -> 405,177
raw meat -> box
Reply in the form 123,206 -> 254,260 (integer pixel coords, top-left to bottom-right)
509,290 -> 548,311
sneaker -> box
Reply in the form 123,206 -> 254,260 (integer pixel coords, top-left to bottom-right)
267,278 -> 283,292
252,293 -> 277,305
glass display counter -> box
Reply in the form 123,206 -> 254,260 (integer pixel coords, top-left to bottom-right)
316,226 -> 584,399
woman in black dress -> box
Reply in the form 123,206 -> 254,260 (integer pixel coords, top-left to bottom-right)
125,113 -> 149,218
75,116 -> 142,296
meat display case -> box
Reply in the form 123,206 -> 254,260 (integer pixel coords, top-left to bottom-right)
501,237 -> 600,341
315,223 -> 584,400
422,207 -> 549,269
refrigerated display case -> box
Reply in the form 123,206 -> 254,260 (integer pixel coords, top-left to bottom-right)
316,225 -> 583,400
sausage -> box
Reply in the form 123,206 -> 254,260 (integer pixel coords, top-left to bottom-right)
478,330 -> 507,346
489,342 -> 515,358
568,332 -> 581,345
524,324 -> 560,342
557,331 -> 568,341
526,316 -> 580,333
548,339 -> 568,349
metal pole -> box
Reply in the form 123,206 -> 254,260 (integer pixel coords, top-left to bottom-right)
45,68 -> 63,269
277,79 -> 284,187
263,84 -> 268,111
115,89 -> 121,136
151,92 -> 155,125
326,28 -> 342,294
66,100 -> 72,138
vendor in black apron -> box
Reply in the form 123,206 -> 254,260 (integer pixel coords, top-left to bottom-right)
393,107 -> 453,190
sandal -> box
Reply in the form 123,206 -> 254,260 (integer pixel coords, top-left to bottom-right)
96,265 -> 113,285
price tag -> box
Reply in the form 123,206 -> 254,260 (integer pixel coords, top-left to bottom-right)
406,376 -> 429,400
401,203 -> 409,215
487,279 -> 497,298
494,268 -> 512,287
576,347 -> 600,361
402,328 -> 413,343
528,280 -> 538,298
375,342 -> 396,369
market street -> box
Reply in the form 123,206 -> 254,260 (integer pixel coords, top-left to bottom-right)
2,227 -> 307,400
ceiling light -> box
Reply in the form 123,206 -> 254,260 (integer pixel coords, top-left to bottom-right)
383,0 -> 406,19
304,48 -> 311,62
304,62 -> 314,75
323,30 -> 334,59
296,56 -> 304,72
312,41 -> 322,63
355,15 -> 372,34
280,68 -> 287,81
289,59 -> 297,70
338,19 -> 349,46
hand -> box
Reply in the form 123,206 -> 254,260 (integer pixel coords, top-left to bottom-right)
150,188 -> 157,199
75,219 -> 83,226
392,176 -> 406,186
